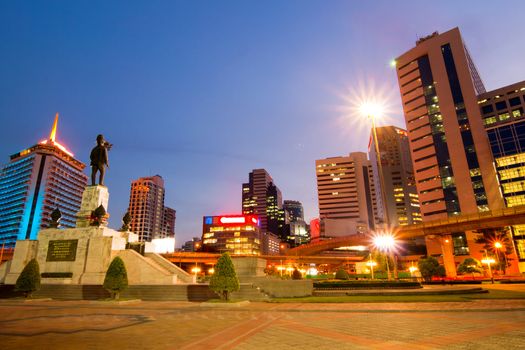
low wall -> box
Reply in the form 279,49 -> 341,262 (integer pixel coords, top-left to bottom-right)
250,277 -> 313,298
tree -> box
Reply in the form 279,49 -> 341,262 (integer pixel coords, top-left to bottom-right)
209,252 -> 240,301
292,268 -> 303,280
475,228 -> 514,274
15,259 -> 41,298
335,268 -> 349,280
103,257 -> 128,300
457,257 -> 481,278
418,256 -> 445,282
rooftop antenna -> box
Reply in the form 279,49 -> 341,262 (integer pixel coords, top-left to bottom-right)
49,113 -> 59,143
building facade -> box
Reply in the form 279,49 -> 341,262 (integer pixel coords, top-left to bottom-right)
479,80 -> 525,268
315,152 -> 379,238
0,115 -> 88,247
201,215 -> 261,255
242,169 -> 282,234
282,200 -> 309,246
395,27 -> 505,274
369,126 -> 422,226
128,175 -> 175,242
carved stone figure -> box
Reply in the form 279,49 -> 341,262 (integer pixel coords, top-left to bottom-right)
120,212 -> 132,232
49,207 -> 62,228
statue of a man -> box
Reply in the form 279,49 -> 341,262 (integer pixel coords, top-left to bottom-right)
90,134 -> 111,186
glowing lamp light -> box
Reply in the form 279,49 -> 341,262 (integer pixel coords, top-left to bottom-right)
359,101 -> 385,119
208,268 -> 215,275
276,266 -> 286,271
373,234 -> 396,251
494,242 -> 503,249
366,261 -> 377,267
481,258 -> 496,265
409,266 -> 418,273
306,267 -> 318,276
191,266 -> 201,274
389,59 -> 397,68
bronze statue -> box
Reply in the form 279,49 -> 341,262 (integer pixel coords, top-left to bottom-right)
90,134 -> 112,186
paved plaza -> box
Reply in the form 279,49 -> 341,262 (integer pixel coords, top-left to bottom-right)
1,296 -> 525,350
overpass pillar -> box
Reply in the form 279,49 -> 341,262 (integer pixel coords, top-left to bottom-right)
441,235 -> 457,278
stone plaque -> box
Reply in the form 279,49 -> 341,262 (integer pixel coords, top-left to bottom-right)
46,240 -> 78,262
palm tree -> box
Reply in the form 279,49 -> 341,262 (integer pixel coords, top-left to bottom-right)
474,228 -> 514,274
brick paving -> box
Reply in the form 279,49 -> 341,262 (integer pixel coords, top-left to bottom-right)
0,299 -> 524,349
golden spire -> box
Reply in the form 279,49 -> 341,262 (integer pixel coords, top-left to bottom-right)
49,113 -> 58,143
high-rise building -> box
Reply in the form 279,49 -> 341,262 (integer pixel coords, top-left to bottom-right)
242,169 -> 282,235
395,28 -> 503,221
161,207 -> 176,239
315,152 -> 379,238
128,175 -> 175,241
283,200 -> 304,223
282,200 -> 309,246
479,80 -> 525,267
395,28 -> 505,272
201,214 -> 261,255
0,115 -> 88,247
369,126 -> 422,226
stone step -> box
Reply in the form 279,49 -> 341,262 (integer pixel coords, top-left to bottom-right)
0,283 -> 270,301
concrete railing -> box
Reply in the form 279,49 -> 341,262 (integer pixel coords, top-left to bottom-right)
145,253 -> 195,284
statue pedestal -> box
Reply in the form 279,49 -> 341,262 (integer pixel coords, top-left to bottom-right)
76,186 -> 109,228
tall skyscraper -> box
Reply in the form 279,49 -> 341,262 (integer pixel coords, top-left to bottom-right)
242,169 -> 282,235
283,200 -> 304,223
395,28 -> 504,221
395,28 -> 505,272
369,126 -> 422,226
479,80 -> 525,267
128,175 -> 175,241
315,152 -> 379,238
282,200 -> 309,246
0,115 -> 88,247
161,207 -> 176,239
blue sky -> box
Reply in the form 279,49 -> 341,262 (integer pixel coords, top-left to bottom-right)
1,1 -> 524,245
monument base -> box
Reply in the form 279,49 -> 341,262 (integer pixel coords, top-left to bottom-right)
76,185 -> 109,228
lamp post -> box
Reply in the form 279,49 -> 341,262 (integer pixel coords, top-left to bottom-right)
494,241 -> 507,274
366,254 -> 377,279
481,250 -> 495,284
360,103 -> 398,279
373,234 -> 395,280
360,104 -> 391,230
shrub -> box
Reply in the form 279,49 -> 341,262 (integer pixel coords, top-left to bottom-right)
313,280 -> 421,289
292,268 -> 302,280
103,257 -> 128,300
418,256 -> 446,282
334,268 -> 350,280
209,252 -> 240,300
15,259 -> 41,298
457,258 -> 481,276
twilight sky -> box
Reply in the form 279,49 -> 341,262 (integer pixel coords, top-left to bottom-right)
1,1 -> 524,246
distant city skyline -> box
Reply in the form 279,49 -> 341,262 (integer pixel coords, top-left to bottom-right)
1,1 -> 525,245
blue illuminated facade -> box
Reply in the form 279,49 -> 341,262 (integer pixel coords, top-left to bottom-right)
0,125 -> 87,247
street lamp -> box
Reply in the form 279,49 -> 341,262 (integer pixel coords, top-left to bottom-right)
481,251 -> 496,284
494,241 -> 507,275
366,254 -> 377,279
191,266 -> 201,277
359,102 -> 390,229
372,233 -> 396,280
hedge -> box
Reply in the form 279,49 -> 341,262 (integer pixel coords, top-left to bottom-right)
313,280 -> 421,289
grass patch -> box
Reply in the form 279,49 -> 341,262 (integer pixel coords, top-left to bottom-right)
269,289 -> 525,303
205,298 -> 246,303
